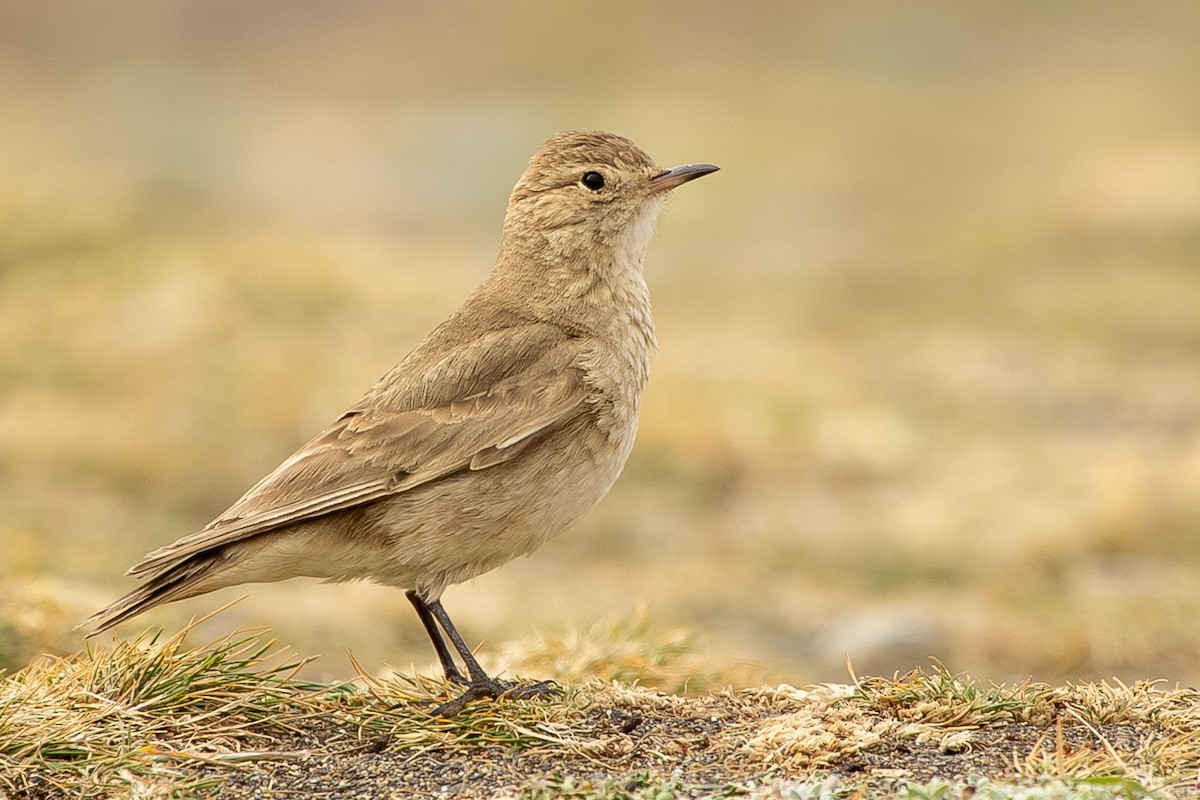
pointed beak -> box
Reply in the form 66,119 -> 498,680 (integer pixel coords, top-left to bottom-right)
648,163 -> 720,194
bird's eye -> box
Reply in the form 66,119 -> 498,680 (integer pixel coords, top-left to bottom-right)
580,171 -> 606,191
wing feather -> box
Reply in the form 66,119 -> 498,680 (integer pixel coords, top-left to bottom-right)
128,332 -> 588,579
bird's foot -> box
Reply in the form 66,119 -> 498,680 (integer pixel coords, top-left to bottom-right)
431,678 -> 506,717
431,678 -> 560,717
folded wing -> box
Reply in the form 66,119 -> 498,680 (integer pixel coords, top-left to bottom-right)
126,331 -> 588,580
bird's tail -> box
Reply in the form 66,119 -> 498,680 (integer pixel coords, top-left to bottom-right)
84,556 -> 219,635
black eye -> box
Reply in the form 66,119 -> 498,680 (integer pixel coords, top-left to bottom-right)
580,171 -> 606,191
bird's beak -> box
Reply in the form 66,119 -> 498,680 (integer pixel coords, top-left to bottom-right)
648,163 -> 720,194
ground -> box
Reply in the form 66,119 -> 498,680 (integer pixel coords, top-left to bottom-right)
185,690 -> 1179,800
1,627 -> 1196,799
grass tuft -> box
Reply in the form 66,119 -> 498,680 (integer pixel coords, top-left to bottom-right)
0,620 -> 324,797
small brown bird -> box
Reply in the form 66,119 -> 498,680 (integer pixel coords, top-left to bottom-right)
88,130 -> 717,715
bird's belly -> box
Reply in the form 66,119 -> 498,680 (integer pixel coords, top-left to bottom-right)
372,414 -> 637,596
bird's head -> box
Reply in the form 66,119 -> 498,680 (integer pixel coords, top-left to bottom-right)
501,130 -> 718,270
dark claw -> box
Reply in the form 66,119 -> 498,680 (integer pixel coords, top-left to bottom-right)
502,679 -> 560,700
432,679 -> 505,717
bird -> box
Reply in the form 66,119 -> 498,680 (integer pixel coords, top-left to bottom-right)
87,129 -> 718,715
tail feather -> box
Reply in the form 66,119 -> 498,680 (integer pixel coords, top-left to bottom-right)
85,557 -> 218,635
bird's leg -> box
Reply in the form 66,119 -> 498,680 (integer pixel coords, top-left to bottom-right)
425,597 -> 506,715
424,598 -> 558,716
405,590 -> 468,686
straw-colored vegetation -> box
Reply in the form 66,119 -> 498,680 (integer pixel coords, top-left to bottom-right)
2,621 -> 1197,798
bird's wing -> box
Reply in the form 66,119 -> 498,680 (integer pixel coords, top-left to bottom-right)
127,332 -> 588,579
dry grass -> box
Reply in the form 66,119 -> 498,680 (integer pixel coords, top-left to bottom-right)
0,623 -> 311,796
2,0 -> 1200,715
2,621 -> 1198,798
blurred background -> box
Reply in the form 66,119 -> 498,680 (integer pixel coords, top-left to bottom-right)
2,1 -> 1199,689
